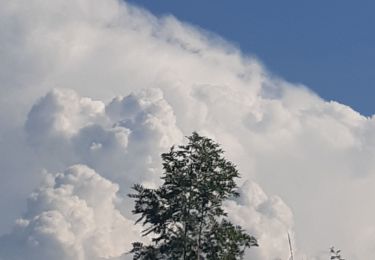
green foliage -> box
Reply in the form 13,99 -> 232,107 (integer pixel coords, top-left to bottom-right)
129,132 -> 258,259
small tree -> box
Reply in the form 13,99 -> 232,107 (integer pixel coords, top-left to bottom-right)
330,247 -> 345,260
129,132 -> 258,259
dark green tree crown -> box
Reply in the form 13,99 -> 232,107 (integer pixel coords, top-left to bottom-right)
129,132 -> 258,260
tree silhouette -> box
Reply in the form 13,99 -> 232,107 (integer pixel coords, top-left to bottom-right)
129,132 -> 258,259
330,246 -> 345,260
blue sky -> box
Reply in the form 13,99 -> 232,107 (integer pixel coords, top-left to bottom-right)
128,0 -> 375,116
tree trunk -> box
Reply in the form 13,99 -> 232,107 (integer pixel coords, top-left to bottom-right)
183,220 -> 187,260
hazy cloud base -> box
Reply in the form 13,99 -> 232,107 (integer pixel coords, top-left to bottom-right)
1,0 -> 375,259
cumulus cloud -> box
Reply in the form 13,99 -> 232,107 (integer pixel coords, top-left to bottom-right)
0,164 -> 293,260
1,0 -> 375,259
226,181 -> 294,260
24,88 -> 183,187
19,87 -> 296,259
0,165 -> 139,260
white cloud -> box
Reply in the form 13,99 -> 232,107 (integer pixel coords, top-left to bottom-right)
225,181 -> 294,260
1,0 -> 375,259
24,88 -> 183,187
0,165 -> 138,260
0,163 -> 293,260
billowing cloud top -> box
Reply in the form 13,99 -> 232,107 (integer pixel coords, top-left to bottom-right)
0,165 -> 139,260
1,0 -> 375,259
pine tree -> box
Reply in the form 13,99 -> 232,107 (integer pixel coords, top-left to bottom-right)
129,132 -> 258,259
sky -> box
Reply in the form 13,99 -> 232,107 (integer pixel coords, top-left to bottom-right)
0,0 -> 375,260
128,0 -> 375,117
